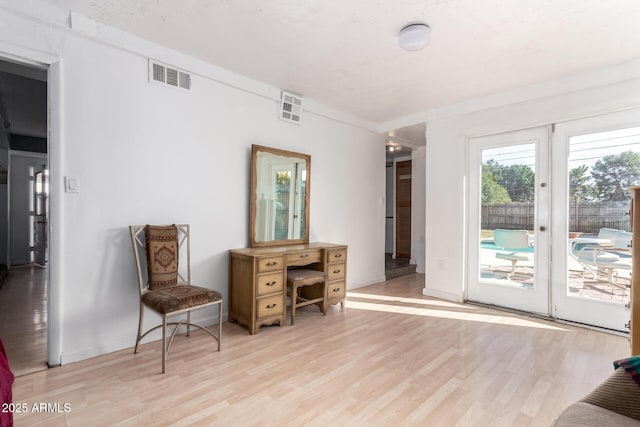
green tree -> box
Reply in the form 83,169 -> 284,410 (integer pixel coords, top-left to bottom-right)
483,160 -> 535,202
499,164 -> 535,202
591,151 -> 640,201
569,165 -> 596,201
481,167 -> 511,205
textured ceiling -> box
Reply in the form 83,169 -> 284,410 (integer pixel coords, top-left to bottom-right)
37,0 -> 640,141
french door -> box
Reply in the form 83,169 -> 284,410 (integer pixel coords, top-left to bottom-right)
551,110 -> 640,332
468,110 -> 640,331
468,127 -> 550,315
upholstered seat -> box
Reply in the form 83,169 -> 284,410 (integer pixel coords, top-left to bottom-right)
287,268 -> 326,325
129,224 -> 222,373
141,285 -> 221,314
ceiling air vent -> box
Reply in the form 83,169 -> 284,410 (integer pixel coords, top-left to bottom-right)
149,59 -> 191,91
279,91 -> 303,124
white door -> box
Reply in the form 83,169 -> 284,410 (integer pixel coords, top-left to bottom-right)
551,109 -> 640,332
468,127 -> 550,315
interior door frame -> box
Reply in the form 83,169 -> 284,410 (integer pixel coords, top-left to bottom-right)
466,126 -> 551,316
0,46 -> 62,367
551,108 -> 640,332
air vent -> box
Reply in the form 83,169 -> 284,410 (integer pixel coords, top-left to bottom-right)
149,60 -> 191,91
279,91 -> 303,124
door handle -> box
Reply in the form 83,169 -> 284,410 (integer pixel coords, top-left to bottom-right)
539,226 -> 546,232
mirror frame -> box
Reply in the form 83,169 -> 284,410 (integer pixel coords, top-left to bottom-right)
250,144 -> 311,247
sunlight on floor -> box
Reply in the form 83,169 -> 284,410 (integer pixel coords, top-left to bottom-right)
346,294 -> 568,331
347,292 -> 477,310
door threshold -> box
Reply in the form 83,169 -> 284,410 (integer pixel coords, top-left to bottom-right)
466,300 -> 551,322
466,300 -> 629,336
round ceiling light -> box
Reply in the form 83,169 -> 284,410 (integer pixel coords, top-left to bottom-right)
398,23 -> 431,51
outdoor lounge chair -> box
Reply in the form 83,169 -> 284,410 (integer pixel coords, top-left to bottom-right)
493,229 -> 531,276
573,229 -> 632,284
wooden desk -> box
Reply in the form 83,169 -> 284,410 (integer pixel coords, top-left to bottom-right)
228,243 -> 347,334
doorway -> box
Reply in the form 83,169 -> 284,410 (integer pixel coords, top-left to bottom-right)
395,160 -> 412,260
385,157 -> 417,280
468,110 -> 640,332
467,127 -> 550,315
551,110 -> 640,332
0,58 -> 49,375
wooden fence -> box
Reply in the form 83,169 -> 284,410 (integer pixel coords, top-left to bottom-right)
481,200 -> 631,233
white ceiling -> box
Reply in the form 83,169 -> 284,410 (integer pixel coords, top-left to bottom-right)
38,0 -> 640,145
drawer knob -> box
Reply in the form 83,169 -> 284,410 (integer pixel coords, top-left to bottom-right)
266,261 -> 278,267
266,303 -> 277,309
300,253 -> 309,258
333,288 -> 341,292
266,281 -> 277,287
334,253 -> 342,258
333,269 -> 341,274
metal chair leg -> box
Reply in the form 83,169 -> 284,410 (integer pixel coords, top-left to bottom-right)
186,311 -> 191,337
218,302 -> 222,351
162,315 -> 167,374
134,301 -> 144,354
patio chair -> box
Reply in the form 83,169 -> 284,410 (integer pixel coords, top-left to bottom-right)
493,229 -> 531,276
574,230 -> 632,284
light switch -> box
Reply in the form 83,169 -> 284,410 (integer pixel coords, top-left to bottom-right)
65,176 -> 79,193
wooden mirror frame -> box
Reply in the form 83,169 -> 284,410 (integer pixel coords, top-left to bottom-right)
250,144 -> 311,247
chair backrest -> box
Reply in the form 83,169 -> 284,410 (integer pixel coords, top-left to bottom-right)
597,228 -> 621,242
612,231 -> 632,250
493,229 -> 530,250
129,224 -> 191,294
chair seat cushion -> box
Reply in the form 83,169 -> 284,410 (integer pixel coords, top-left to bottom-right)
142,284 -> 222,314
287,269 -> 325,286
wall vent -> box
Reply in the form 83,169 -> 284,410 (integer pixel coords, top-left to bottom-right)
149,60 -> 191,91
279,91 -> 303,124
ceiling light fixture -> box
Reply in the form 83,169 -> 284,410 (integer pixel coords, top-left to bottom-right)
398,23 -> 431,51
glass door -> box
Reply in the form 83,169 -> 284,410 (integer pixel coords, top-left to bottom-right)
468,127 -> 550,315
552,110 -> 640,331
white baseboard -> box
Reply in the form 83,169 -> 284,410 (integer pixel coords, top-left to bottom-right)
348,275 -> 387,290
422,287 -> 463,303
61,310 -> 228,365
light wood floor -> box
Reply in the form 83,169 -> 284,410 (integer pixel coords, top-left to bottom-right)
0,265 -> 48,376
12,273 -> 629,427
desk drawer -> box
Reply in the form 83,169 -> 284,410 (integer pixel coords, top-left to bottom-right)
286,250 -> 322,266
258,256 -> 284,273
327,249 -> 347,263
257,295 -> 283,318
257,272 -> 284,296
327,263 -> 346,281
327,281 -> 346,299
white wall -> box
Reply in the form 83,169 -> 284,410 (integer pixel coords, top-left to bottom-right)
0,2 -> 386,364
423,71 -> 640,303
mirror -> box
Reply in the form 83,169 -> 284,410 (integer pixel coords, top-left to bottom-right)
250,145 -> 310,247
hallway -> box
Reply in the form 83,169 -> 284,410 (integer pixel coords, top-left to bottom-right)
0,265 -> 48,376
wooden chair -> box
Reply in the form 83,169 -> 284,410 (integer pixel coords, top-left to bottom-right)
287,268 -> 326,325
129,224 -> 222,373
